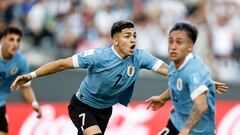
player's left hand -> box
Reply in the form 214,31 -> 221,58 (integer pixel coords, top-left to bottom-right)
214,81 -> 229,95
145,95 -> 167,111
11,74 -> 32,92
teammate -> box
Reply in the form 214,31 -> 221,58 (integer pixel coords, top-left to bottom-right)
146,22 -> 219,135
10,20 -> 227,135
0,26 -> 42,135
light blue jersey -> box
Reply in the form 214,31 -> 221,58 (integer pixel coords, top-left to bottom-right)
168,53 -> 215,135
72,46 -> 163,109
0,51 -> 29,107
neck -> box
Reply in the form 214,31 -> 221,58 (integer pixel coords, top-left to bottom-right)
174,59 -> 184,69
113,46 -> 128,59
0,47 -> 13,60
174,53 -> 193,70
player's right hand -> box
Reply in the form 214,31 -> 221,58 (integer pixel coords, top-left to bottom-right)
10,74 -> 31,91
145,95 -> 167,111
32,103 -> 42,119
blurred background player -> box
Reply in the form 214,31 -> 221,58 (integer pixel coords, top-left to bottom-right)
146,22 -> 217,135
0,26 -> 41,135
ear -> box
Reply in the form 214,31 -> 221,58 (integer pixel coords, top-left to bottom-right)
112,35 -> 119,46
187,47 -> 192,52
187,44 -> 193,52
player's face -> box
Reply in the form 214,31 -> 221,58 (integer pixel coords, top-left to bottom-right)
114,28 -> 136,59
1,33 -> 21,58
168,30 -> 193,67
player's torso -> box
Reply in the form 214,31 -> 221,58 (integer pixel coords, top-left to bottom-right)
168,68 -> 192,112
76,47 -> 158,108
83,53 -> 139,98
0,59 -> 19,80
168,56 -> 206,113
168,55 -> 211,109
0,53 -> 25,93
168,57 -> 216,134
0,53 -> 25,106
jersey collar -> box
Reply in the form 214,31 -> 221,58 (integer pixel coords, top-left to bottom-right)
177,53 -> 194,71
111,46 -> 124,60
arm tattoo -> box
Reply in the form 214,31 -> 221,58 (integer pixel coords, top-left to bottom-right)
184,103 -> 205,131
160,63 -> 169,70
157,63 -> 169,76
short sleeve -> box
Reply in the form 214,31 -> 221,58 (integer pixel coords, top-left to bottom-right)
138,49 -> 164,71
72,49 -> 96,68
188,72 -> 208,100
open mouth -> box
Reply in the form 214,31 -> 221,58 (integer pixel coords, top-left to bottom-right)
170,52 -> 177,56
130,45 -> 135,49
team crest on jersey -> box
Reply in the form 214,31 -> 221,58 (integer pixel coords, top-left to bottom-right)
176,78 -> 183,91
127,65 -> 134,77
11,67 -> 18,75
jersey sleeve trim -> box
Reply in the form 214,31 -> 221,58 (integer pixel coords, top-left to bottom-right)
152,60 -> 164,71
190,85 -> 208,100
72,54 -> 79,68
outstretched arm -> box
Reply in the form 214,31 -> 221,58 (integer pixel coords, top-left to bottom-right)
179,92 -> 208,135
31,57 -> 74,78
11,57 -> 74,91
22,85 -> 42,118
155,63 -> 169,77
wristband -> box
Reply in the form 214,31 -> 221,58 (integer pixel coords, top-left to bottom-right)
30,71 -> 37,79
32,101 -> 39,108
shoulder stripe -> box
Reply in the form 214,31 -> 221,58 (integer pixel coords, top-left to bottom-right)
191,85 -> 208,100
152,60 -> 164,71
72,54 -> 79,68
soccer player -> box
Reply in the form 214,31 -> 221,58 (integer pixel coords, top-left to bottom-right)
146,22 -> 219,135
10,20 -> 227,135
0,26 -> 42,135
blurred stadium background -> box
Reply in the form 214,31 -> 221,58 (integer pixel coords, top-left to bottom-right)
1,0 -> 240,135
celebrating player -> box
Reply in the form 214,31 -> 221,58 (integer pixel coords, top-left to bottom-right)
11,20 -> 227,135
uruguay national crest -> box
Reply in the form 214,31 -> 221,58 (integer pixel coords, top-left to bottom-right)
11,67 -> 18,75
127,64 -> 134,77
176,78 -> 183,91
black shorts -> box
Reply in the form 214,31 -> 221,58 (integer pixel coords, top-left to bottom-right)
158,119 -> 179,135
68,94 -> 112,135
0,105 -> 8,133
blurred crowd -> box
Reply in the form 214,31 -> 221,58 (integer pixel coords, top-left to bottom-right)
1,0 -> 240,82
